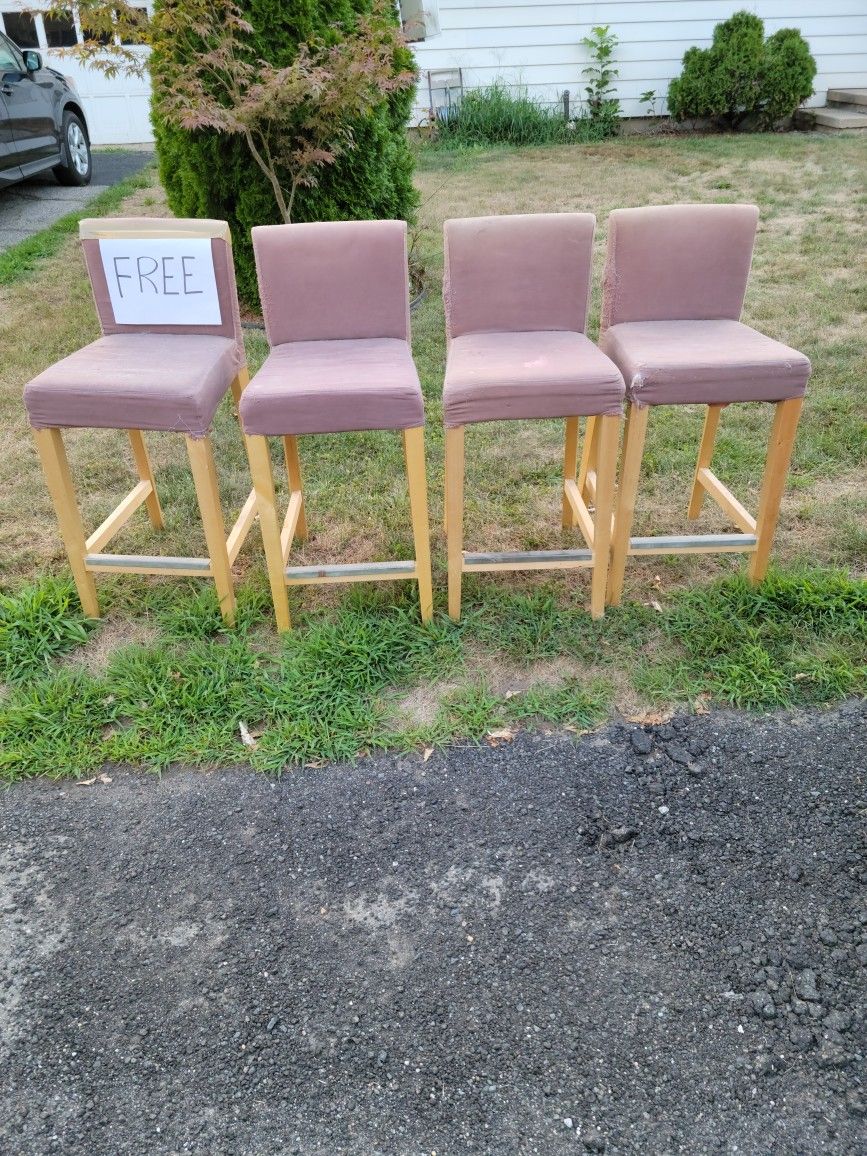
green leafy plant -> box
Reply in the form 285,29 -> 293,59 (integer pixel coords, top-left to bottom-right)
580,24 -> 620,136
152,585 -> 270,641
639,89 -> 658,117
668,10 -> 816,129
507,677 -> 610,729
0,670 -> 114,780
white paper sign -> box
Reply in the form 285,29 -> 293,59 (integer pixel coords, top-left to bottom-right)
99,237 -> 223,326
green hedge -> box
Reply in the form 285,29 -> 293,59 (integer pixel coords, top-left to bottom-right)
150,0 -> 418,308
668,10 -> 816,130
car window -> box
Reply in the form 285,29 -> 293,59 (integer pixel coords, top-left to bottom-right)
0,34 -> 25,74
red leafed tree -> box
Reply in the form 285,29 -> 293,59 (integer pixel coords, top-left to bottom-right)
44,0 -> 415,222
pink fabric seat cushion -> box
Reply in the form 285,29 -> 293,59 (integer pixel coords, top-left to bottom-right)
24,333 -> 240,437
240,338 -> 424,436
443,331 -> 625,427
599,320 -> 811,408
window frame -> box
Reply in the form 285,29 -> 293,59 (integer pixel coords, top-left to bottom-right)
43,7 -> 80,50
0,10 -> 40,50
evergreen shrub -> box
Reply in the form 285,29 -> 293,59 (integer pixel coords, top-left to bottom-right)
668,10 -> 816,130
150,0 -> 418,306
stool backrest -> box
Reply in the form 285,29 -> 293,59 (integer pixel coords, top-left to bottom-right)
443,213 -> 595,341
252,219 -> 410,347
79,217 -> 243,350
600,203 -> 759,332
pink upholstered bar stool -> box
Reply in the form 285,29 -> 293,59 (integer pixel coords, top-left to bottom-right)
443,213 -> 626,620
240,219 -> 433,631
24,217 -> 255,624
598,204 -> 810,604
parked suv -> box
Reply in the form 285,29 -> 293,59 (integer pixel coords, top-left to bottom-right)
0,30 -> 91,188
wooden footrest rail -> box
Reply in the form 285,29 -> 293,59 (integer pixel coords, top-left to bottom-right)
82,485 -> 258,578
694,467 -> 757,534
85,480 -> 154,553
285,560 -> 417,586
226,488 -> 258,565
463,549 -> 594,573
85,553 -> 212,575
628,533 -> 757,555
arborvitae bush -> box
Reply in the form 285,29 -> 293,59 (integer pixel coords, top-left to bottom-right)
668,10 -> 816,130
761,28 -> 819,125
150,0 -> 418,307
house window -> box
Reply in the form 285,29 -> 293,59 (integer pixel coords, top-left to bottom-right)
119,6 -> 149,46
79,11 -> 112,47
399,0 -> 439,43
44,10 -> 79,48
2,12 -> 39,48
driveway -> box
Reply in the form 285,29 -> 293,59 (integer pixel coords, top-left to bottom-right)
0,702 -> 864,1155
0,149 -> 154,252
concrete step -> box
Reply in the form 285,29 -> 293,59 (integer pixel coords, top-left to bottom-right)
795,105 -> 867,131
827,87 -> 867,107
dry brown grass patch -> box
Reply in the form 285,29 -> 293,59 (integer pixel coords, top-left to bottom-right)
62,616 -> 159,675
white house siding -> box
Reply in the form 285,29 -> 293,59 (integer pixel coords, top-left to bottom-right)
411,0 -> 867,121
2,1 -> 865,143
0,1 -> 153,145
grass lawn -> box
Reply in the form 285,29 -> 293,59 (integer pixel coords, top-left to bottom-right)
1,133 -> 865,777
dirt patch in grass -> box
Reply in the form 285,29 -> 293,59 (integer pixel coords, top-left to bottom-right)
62,616 -> 159,676
391,648 -> 658,730
392,679 -> 459,727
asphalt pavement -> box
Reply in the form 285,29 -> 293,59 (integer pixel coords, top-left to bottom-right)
0,701 -> 864,1155
0,149 -> 154,252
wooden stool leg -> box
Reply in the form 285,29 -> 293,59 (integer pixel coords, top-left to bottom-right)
127,430 -> 164,530
687,404 -> 724,519
590,415 -> 620,619
229,367 -> 249,411
445,425 -> 465,621
443,458 -> 448,535
33,428 -> 100,619
748,397 -> 803,584
562,416 -> 580,527
607,403 -> 649,607
578,415 -> 599,501
246,434 -> 291,631
403,427 -> 434,623
185,435 -> 236,627
282,435 -> 308,542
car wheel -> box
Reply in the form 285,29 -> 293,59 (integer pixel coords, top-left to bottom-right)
54,112 -> 92,187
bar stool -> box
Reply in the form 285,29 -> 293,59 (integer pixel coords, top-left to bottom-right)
23,217 -> 255,625
240,219 -> 433,631
596,204 -> 811,604
442,213 -> 626,620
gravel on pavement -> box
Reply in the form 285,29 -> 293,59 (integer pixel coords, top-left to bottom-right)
0,701 -> 864,1155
